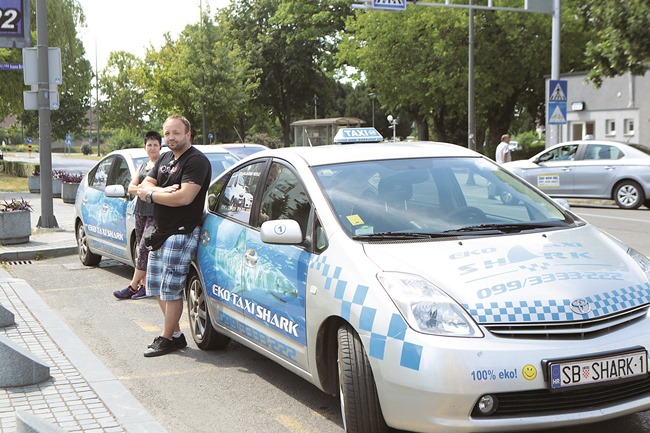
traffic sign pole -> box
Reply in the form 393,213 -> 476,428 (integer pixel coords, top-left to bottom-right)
35,0 -> 58,229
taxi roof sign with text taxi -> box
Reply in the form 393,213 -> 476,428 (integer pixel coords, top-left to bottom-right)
333,127 -> 384,144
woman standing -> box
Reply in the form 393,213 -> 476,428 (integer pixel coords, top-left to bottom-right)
113,131 -> 162,299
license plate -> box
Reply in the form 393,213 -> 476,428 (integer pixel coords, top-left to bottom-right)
549,349 -> 648,390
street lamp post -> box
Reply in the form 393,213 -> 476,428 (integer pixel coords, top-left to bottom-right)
387,114 -> 398,142
369,92 -> 375,128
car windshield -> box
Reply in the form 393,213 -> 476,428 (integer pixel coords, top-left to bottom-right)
313,157 -> 576,238
205,153 -> 240,180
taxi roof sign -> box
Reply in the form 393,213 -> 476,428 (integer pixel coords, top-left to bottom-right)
333,127 -> 383,144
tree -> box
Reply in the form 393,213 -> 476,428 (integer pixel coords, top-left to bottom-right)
225,0 -> 352,146
581,0 -> 650,86
98,51 -> 149,131
1,0 -> 92,140
338,2 -> 594,153
140,12 -> 258,143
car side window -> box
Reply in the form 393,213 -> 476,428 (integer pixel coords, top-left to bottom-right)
217,161 -> 266,224
540,145 -> 578,162
88,157 -> 113,191
584,144 -> 623,161
112,157 -> 131,191
257,162 -> 311,235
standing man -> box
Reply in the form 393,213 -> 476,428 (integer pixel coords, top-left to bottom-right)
137,114 -> 211,357
495,134 -> 512,164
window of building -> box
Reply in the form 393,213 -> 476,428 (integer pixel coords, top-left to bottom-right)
624,119 -> 635,136
605,119 -> 616,136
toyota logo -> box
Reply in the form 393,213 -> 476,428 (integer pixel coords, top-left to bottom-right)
570,299 -> 591,315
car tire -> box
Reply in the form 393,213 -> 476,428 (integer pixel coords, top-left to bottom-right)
337,324 -> 388,433
613,180 -> 645,210
645,199 -> 650,209
76,222 -> 101,266
186,271 -> 230,350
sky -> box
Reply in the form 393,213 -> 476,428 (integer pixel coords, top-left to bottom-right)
75,0 -> 232,72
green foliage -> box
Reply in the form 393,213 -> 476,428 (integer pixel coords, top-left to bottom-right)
581,0 -> 650,86
0,160 -> 37,178
105,129 -> 142,153
99,52 -> 149,131
244,132 -> 281,149
5,0 -> 92,140
226,0 -> 353,145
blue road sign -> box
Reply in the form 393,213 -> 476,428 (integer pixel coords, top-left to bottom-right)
548,79 -> 567,125
373,0 -> 406,11
0,63 -> 23,71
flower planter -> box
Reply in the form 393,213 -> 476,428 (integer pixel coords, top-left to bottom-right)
28,175 -> 40,193
0,209 -> 31,245
52,178 -> 62,198
62,182 -> 80,204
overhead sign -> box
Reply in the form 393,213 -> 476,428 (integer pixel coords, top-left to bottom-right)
334,127 -> 384,144
372,0 -> 406,11
0,0 -> 30,48
548,79 -> 567,125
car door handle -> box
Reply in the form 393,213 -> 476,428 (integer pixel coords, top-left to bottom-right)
244,248 -> 258,267
562,168 -> 572,172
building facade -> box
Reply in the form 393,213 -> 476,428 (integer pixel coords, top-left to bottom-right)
548,70 -> 649,146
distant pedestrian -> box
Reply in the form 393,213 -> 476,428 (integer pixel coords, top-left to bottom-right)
137,114 -> 211,357
495,134 -> 511,164
113,131 -> 162,300
489,134 -> 512,199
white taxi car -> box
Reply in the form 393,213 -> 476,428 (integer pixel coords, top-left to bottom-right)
187,138 -> 650,433
75,146 -> 239,267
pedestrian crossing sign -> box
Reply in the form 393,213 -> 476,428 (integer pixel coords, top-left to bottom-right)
372,0 -> 406,10
548,79 -> 567,124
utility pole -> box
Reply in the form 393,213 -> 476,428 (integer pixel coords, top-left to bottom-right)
36,0 -> 57,228
200,0 -> 207,144
467,0 -> 476,151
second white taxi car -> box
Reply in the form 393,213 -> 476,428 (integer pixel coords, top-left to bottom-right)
75,146 -> 239,267
187,138 -> 650,432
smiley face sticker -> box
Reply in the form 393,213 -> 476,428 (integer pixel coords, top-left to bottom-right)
522,364 -> 537,381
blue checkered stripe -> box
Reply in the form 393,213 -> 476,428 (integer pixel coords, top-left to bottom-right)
310,255 -> 423,371
463,282 -> 650,324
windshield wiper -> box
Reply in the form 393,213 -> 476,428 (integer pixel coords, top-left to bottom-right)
441,222 -> 565,234
352,232 -> 444,241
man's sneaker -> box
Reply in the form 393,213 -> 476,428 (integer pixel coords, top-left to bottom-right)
147,333 -> 187,349
113,285 -> 137,299
144,336 -> 177,357
174,333 -> 188,349
131,285 -> 148,300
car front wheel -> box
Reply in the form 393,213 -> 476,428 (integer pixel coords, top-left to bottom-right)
613,180 -> 644,209
337,324 -> 388,433
76,222 -> 101,266
186,271 -> 230,350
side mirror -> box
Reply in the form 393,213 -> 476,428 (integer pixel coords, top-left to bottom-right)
260,219 -> 303,245
104,184 -> 127,198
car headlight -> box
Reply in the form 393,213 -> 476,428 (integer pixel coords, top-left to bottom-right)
628,248 -> 650,279
377,272 -> 483,338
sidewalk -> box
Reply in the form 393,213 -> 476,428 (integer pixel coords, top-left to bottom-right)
0,192 -> 166,433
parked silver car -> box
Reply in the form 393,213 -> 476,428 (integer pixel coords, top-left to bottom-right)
503,140 -> 650,209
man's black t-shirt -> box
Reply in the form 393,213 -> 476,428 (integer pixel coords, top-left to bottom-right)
148,146 -> 211,234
